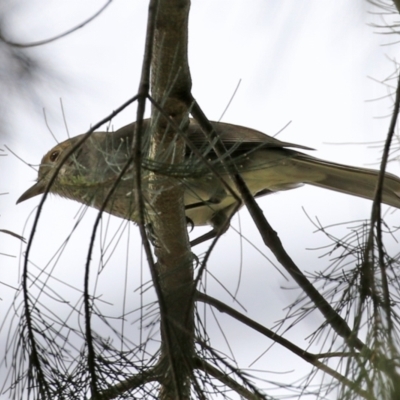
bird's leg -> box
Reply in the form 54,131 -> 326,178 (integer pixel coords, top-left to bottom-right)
189,209 -> 232,247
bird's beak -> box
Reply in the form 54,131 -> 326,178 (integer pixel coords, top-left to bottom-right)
17,180 -> 47,204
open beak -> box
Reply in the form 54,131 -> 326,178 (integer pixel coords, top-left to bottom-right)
17,180 -> 47,204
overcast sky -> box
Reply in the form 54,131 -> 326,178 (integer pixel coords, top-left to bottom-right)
1,1 -> 400,398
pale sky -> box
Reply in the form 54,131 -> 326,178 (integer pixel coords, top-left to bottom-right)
1,1 -> 400,398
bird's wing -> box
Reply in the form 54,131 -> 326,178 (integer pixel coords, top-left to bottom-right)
187,120 -> 314,151
112,119 -> 313,152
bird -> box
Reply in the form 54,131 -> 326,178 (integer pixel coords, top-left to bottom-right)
17,119 -> 400,245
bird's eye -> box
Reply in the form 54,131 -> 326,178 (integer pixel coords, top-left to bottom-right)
49,150 -> 60,162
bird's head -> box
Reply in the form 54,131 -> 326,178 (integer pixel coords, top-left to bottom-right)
17,136 -> 85,204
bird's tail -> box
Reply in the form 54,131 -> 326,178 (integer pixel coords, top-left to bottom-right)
294,154 -> 400,209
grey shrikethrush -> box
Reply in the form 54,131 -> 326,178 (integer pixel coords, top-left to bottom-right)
17,119 -> 400,244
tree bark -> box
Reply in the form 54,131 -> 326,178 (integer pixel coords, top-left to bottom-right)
149,1 -> 194,398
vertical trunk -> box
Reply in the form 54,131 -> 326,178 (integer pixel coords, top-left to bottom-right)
149,1 -> 194,398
